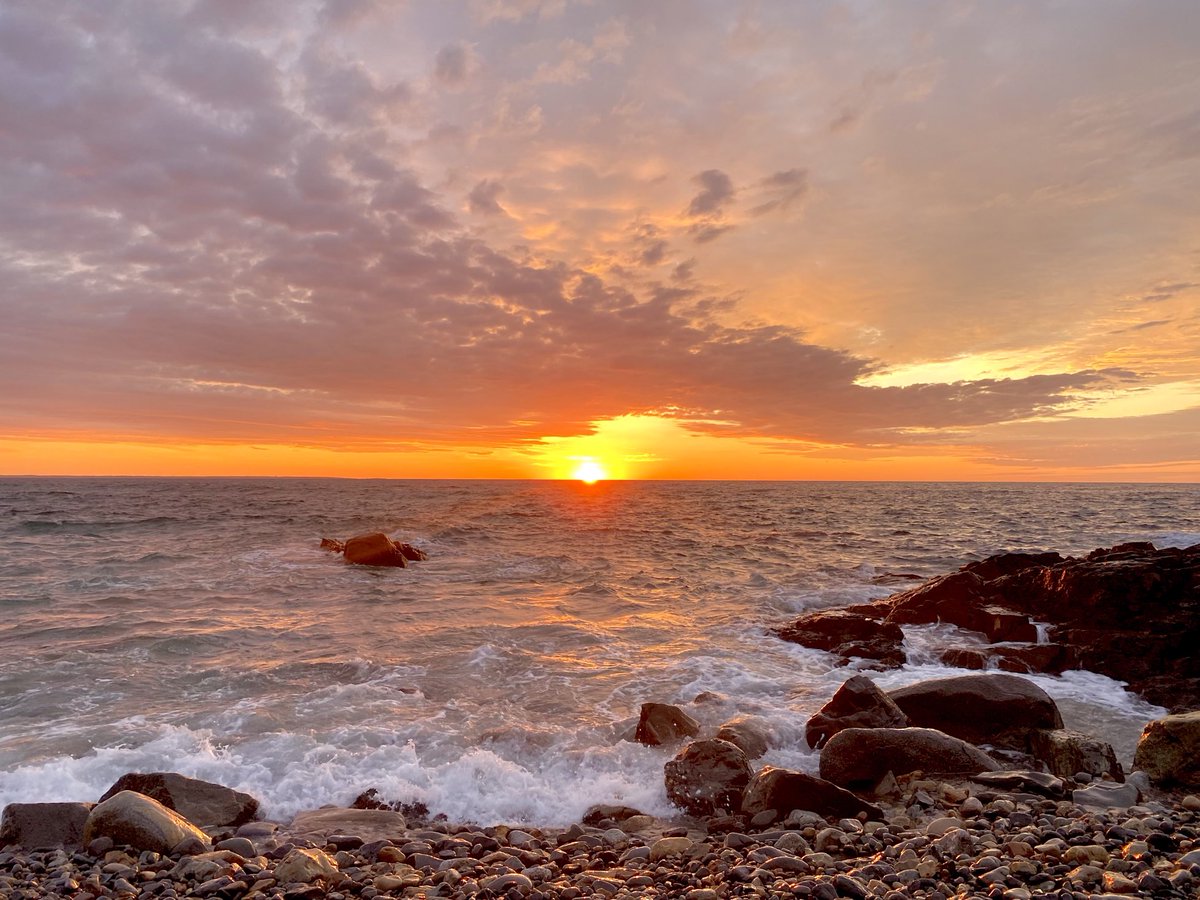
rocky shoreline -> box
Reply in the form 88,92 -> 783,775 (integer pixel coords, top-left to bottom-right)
4,542 -> 1200,898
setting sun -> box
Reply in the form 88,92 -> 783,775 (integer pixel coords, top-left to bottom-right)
571,459 -> 608,484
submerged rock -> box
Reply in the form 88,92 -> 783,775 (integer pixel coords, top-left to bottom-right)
774,609 -> 905,668
715,715 -> 773,759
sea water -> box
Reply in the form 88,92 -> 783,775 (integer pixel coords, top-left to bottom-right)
1,479 -> 1197,824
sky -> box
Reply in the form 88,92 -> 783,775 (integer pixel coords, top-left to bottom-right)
1,0 -> 1198,480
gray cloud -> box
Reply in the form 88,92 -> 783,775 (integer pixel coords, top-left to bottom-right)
435,42 -> 475,87
468,179 -> 507,216
685,169 -> 735,218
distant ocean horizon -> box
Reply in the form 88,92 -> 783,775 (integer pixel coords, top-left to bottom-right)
2,478 -> 1197,825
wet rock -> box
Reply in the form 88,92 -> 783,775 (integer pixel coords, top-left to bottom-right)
774,609 -> 905,668
581,804 -> 645,826
664,739 -> 753,816
805,674 -> 908,749
340,532 -> 426,566
0,802 -> 93,850
716,715 -> 772,759
888,673 -> 1063,749
634,702 -> 700,746
819,727 -> 1000,790
741,766 -> 882,820
83,791 -> 211,855
970,770 -> 1065,798
98,772 -> 260,828
1027,728 -> 1123,781
1132,710 -> 1200,787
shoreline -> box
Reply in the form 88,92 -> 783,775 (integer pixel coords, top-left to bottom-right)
4,775 -> 1200,898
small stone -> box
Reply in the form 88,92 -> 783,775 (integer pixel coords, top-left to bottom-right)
1183,794 -> 1200,811
961,796 -> 984,815
215,837 -> 256,857
924,816 -> 959,836
1101,871 -> 1139,893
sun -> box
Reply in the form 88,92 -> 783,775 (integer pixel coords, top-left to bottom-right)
571,459 -> 608,484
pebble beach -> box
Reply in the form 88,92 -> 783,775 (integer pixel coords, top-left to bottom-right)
4,774 -> 1200,899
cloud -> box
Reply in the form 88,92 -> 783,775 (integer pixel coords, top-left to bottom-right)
685,169 -> 735,218
434,42 -> 476,87
0,0 -> 1194,478
468,179 -> 507,216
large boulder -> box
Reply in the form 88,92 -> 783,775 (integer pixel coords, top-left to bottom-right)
887,673 -> 1063,749
774,609 -> 905,668
806,675 -> 908,749
83,791 -> 210,854
716,716 -> 772,759
1027,729 -> 1123,782
0,802 -> 93,850
1132,711 -> 1200,788
664,739 -> 753,816
741,767 -> 882,821
819,727 -> 1000,790
99,773 -> 259,828
340,532 -> 424,566
634,703 -> 700,746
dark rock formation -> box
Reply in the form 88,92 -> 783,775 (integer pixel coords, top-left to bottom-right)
98,772 -> 259,828
888,673 -> 1063,750
741,766 -> 882,821
774,609 -> 905,668
872,543 -> 1200,710
634,702 -> 700,746
805,674 -> 909,749
0,802 -> 93,850
819,727 -> 1000,790
1133,711 -> 1200,788
664,739 -> 753,816
581,805 -> 646,826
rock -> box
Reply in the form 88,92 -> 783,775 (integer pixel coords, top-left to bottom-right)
774,610 -> 905,667
98,772 -> 260,827
715,716 -> 772,759
1027,729 -> 1123,781
1072,782 -> 1140,809
341,532 -> 426,567
805,674 -> 908,749
0,802 -> 94,849
83,791 -> 211,854
634,702 -> 700,746
274,847 -> 339,883
819,727 -> 1000,790
319,538 -> 345,553
664,739 -> 753,816
1132,710 -> 1200,787
741,766 -> 882,820
887,673 -> 1063,749
650,836 -> 694,860
870,544 -> 1200,709
287,808 -> 407,843
581,804 -> 645,826
970,770 -> 1065,798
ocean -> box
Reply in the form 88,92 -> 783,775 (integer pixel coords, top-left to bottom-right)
1,478 -> 1197,825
